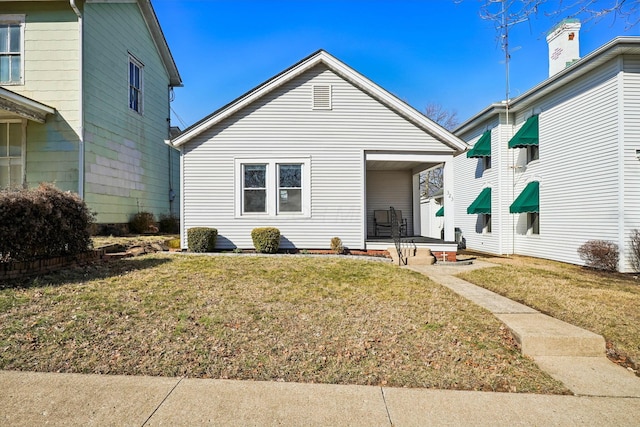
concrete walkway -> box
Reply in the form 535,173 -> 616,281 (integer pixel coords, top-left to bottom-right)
2,260 -> 640,426
408,261 -> 640,398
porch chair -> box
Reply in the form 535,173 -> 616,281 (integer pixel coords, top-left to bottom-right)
373,210 -> 391,236
394,210 -> 408,237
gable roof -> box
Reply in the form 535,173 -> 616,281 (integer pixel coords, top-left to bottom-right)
170,50 -> 467,151
135,0 -> 182,87
37,0 -> 182,87
455,36 -> 640,136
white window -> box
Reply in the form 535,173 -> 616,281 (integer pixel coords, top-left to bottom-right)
0,15 -> 24,85
527,212 -> 539,235
243,164 -> 267,213
236,158 -> 310,217
483,214 -> 492,234
482,156 -> 491,171
129,55 -> 143,113
526,145 -> 539,163
0,120 -> 24,188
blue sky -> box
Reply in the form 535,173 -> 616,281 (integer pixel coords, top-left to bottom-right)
152,0 -> 638,129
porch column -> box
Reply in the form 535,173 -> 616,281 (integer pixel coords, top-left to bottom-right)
443,159 -> 455,242
412,173 -> 421,236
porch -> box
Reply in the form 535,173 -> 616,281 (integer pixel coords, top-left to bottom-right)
366,235 -> 458,262
364,151 -> 457,251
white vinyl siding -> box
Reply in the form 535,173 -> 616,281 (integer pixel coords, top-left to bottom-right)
182,64 -> 451,250
366,170 -> 413,237
454,122 -> 503,255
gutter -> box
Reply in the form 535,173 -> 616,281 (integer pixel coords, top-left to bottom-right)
70,0 -> 84,198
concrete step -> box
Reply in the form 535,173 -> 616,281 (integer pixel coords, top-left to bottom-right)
495,313 -> 606,357
388,247 -> 435,266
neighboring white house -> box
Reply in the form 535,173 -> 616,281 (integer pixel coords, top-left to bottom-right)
453,27 -> 640,272
170,50 -> 467,252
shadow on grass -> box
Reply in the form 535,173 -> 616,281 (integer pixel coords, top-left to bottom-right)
0,256 -> 173,290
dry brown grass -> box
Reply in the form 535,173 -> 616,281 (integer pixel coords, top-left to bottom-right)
0,255 -> 568,393
458,253 -> 640,371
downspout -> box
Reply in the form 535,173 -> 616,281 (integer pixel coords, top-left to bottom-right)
70,0 -> 84,198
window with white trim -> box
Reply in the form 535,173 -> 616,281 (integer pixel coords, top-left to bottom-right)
129,55 -> 143,113
236,158 -> 310,217
0,120 -> 24,188
483,214 -> 492,234
527,212 -> 539,235
243,164 -> 267,213
526,145 -> 539,163
0,15 -> 24,85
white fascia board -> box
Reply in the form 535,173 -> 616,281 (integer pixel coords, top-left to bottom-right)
171,52 -> 327,147
321,53 -> 468,153
0,87 -> 55,123
171,50 -> 468,152
456,37 -> 640,135
366,152 -> 453,163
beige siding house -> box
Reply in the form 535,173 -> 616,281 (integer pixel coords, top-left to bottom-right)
0,0 -> 182,228
171,50 -> 466,252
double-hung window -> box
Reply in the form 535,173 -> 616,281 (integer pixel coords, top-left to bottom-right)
236,158 -> 310,217
0,16 -> 24,85
129,55 -> 143,113
243,164 -> 267,213
0,120 -> 24,188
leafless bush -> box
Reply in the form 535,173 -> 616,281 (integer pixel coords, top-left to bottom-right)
0,183 -> 94,262
629,230 -> 640,272
577,240 -> 619,272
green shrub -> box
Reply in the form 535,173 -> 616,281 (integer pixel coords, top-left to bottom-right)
0,183 -> 95,262
159,213 -> 180,234
166,238 -> 181,249
330,237 -> 344,255
130,211 -> 156,234
187,227 -> 217,252
251,227 -> 280,254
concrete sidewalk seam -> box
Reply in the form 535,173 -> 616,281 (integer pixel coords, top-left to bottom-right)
380,387 -> 393,426
141,375 -> 185,426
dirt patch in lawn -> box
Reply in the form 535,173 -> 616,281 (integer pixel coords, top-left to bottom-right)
0,255 -> 567,393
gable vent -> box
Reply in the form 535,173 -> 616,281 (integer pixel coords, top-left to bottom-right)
312,85 -> 332,110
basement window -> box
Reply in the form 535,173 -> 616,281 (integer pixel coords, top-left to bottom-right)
312,85 -> 332,110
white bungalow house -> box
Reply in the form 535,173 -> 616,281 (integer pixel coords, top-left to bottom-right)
170,50 -> 466,257
453,23 -> 640,272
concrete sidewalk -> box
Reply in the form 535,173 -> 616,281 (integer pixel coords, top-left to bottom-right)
2,370 -> 640,426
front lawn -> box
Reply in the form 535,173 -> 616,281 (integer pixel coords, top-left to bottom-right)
458,254 -> 640,372
0,255 -> 567,393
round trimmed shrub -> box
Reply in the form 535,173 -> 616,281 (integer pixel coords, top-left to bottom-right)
187,227 -> 217,252
251,227 -> 280,254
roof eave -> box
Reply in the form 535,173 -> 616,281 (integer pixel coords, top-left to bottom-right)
456,37 -> 640,135
172,50 -> 468,152
137,0 -> 182,87
0,87 -> 55,123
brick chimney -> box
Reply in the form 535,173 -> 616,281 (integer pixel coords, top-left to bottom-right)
546,19 -> 581,77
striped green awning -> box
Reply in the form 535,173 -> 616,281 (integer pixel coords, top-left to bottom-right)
435,206 -> 444,217
467,187 -> 491,214
508,115 -> 539,148
510,181 -> 539,213
467,130 -> 491,158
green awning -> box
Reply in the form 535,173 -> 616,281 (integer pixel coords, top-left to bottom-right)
435,206 -> 444,217
467,130 -> 491,158
508,115 -> 538,148
510,181 -> 539,213
467,187 -> 491,214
